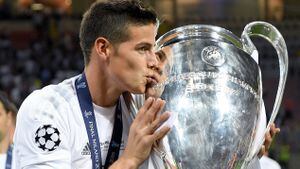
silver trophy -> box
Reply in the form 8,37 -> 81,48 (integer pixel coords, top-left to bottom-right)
154,21 -> 288,169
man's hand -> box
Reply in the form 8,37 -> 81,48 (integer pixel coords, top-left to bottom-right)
258,123 -> 280,157
110,97 -> 170,169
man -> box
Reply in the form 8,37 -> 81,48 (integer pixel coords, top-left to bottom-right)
0,91 -> 18,169
13,1 -> 171,169
13,1 -> 279,168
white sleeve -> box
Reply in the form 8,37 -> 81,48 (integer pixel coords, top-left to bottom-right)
247,156 -> 261,169
12,91 -> 72,169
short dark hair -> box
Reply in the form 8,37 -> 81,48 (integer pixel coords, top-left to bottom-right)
79,0 -> 158,65
0,91 -> 18,122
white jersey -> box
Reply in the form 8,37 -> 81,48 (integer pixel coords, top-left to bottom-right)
259,156 -> 281,169
12,75 -> 267,169
12,76 -> 168,169
0,153 -> 7,168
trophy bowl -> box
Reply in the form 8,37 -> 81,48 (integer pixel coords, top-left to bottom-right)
155,22 -> 288,169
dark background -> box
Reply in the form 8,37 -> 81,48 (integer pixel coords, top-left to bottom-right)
0,0 -> 299,168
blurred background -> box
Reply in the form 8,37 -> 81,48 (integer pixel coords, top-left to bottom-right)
0,0 -> 299,168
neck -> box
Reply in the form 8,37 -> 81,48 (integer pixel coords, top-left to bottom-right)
8,127 -> 15,145
0,126 -> 14,154
0,136 -> 9,154
84,63 -> 123,107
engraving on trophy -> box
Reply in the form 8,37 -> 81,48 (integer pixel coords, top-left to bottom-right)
185,79 -> 240,96
165,72 -> 259,100
201,46 -> 226,66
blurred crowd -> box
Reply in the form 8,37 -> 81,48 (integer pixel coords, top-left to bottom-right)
0,14 -> 83,106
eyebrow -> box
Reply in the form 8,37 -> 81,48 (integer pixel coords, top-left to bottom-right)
135,42 -> 153,48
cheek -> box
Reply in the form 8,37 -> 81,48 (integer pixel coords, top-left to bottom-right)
0,131 -> 3,141
113,53 -> 144,70
126,56 -> 146,70
0,122 -> 6,141
123,60 -> 147,80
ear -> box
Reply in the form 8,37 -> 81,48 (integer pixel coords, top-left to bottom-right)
94,37 -> 112,60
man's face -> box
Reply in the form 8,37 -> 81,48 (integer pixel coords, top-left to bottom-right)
107,24 -> 159,94
145,46 -> 173,98
0,102 -> 9,142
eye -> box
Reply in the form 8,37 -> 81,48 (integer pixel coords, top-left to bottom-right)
139,46 -> 149,52
135,43 -> 153,54
155,52 -> 162,61
155,51 -> 166,62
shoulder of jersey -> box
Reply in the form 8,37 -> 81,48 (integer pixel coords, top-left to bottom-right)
18,76 -> 77,117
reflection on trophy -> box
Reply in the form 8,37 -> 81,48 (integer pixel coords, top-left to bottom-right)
154,21 -> 288,169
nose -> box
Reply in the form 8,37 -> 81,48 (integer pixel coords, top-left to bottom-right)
147,50 -> 159,70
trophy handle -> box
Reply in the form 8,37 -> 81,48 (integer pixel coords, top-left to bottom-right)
241,21 -> 288,157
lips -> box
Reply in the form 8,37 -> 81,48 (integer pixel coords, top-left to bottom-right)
146,76 -> 158,86
146,68 -> 161,88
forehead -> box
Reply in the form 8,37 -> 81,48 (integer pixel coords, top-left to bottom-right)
126,24 -> 157,44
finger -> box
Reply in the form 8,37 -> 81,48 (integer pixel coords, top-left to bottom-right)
154,111 -> 170,127
143,98 -> 165,124
258,145 -> 265,158
144,111 -> 170,134
275,128 -> 281,134
264,132 -> 272,150
152,126 -> 170,141
270,123 -> 280,137
153,99 -> 166,121
140,126 -> 170,148
135,97 -> 154,121
269,123 -> 276,136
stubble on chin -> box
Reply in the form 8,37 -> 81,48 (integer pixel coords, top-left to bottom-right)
145,86 -> 156,99
145,83 -> 164,99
